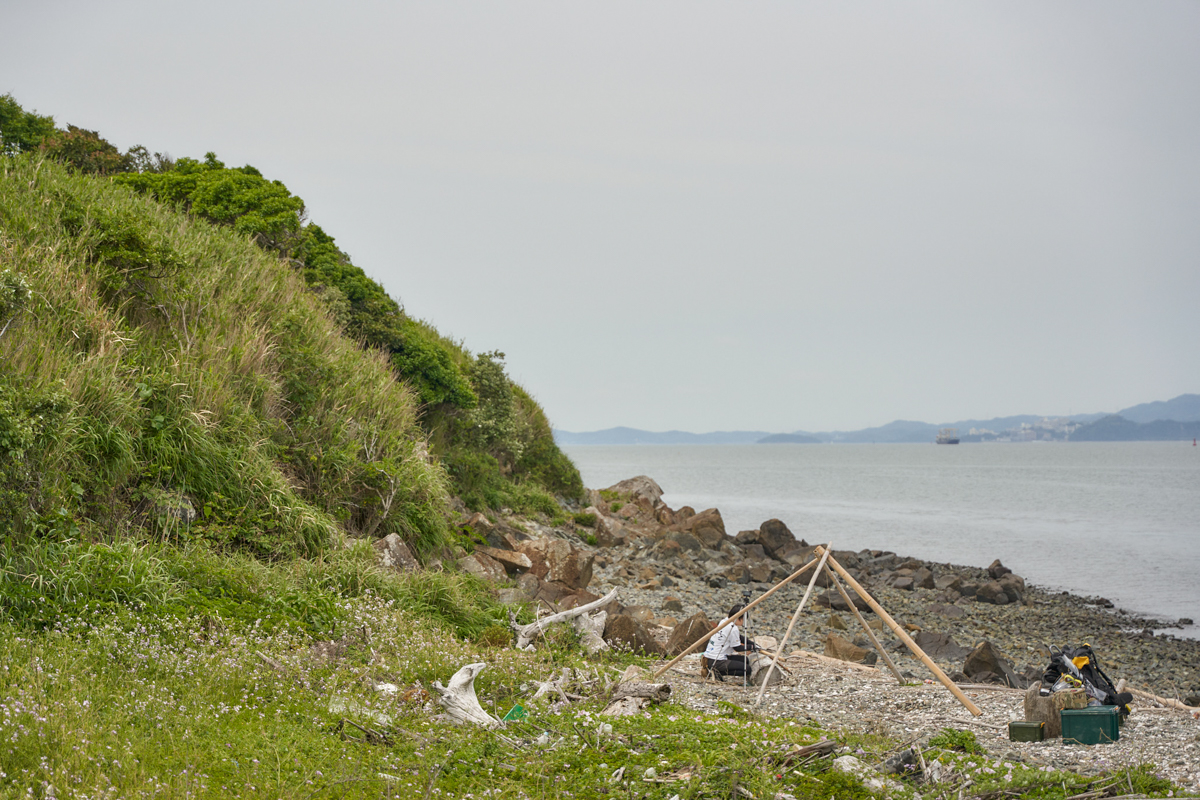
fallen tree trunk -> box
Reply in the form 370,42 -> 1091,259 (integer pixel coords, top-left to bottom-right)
431,663 -> 499,728
510,588 -> 619,650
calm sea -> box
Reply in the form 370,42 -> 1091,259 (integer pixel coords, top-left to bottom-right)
563,442 -> 1200,637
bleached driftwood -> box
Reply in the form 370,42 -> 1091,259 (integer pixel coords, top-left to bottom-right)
510,588 -> 619,649
573,609 -> 609,653
431,663 -> 499,728
601,681 -> 670,716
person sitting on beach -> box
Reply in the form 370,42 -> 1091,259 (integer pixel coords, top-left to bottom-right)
702,604 -> 759,679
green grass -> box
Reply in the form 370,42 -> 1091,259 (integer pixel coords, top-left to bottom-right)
0,545 -> 1187,800
0,155 -> 449,556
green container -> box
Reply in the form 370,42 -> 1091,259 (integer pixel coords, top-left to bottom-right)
1008,721 -> 1045,742
1061,706 -> 1120,745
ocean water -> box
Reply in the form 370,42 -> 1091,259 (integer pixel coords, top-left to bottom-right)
563,442 -> 1200,637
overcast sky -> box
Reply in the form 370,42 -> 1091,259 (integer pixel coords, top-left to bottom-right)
6,1 -> 1198,432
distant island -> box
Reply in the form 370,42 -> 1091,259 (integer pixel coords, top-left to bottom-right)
757,433 -> 821,444
555,393 -> 1200,445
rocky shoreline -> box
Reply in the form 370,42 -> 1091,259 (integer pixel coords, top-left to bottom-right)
451,474 -> 1200,703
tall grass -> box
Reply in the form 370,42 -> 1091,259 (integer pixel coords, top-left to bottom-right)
0,155 -> 450,556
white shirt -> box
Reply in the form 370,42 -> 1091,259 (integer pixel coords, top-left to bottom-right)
704,617 -> 741,661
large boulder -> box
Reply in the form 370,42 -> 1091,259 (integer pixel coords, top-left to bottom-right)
757,519 -> 797,559
675,508 -> 727,548
457,551 -> 506,584
934,574 -> 962,593
515,572 -> 542,599
824,632 -> 877,665
665,613 -> 712,656
999,573 -> 1026,601
603,614 -> 665,655
963,640 -> 1025,688
975,581 -> 1011,605
735,529 -> 761,546
477,546 -> 533,574
373,533 -> 419,572
913,631 -> 970,661
912,567 -> 935,590
988,559 -> 1012,580
516,537 -> 595,590
604,475 -> 664,508
664,531 -> 703,552
737,543 -> 769,562
558,589 -> 602,611
589,508 -> 628,547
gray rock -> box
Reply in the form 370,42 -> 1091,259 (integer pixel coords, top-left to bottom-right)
975,580 -> 1011,605
676,508 -> 727,548
913,631 -> 971,661
988,559 -> 1013,579
373,533 -> 419,572
912,567 -> 935,590
934,574 -> 962,592
964,640 -> 1025,688
604,614 -> 665,655
458,551 -> 506,583
666,611 -> 713,656
757,518 -> 796,558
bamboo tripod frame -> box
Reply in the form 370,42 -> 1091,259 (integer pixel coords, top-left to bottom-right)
654,546 -> 982,716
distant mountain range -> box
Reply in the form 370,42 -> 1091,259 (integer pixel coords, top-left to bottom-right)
554,394 -> 1200,445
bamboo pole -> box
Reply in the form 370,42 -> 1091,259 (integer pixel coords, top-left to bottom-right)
651,556 -> 818,679
753,544 -> 832,707
825,564 -> 905,685
816,546 -> 982,716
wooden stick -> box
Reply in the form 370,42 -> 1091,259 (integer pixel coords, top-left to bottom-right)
1129,687 -> 1200,715
825,565 -> 905,685
651,556 -> 818,679
754,543 -> 832,706
816,547 -> 981,716
783,649 -> 882,672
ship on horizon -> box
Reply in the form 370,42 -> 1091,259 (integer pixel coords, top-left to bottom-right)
936,427 -> 960,445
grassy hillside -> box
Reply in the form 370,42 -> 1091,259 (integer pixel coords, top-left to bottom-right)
0,154 -> 453,557
1,93 -> 584,518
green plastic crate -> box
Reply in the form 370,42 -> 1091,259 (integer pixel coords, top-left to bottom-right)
1061,706 -> 1120,745
1009,721 -> 1045,742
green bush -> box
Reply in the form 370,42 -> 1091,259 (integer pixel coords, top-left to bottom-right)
928,727 -> 984,754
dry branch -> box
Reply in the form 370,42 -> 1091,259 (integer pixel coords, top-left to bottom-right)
510,588 -> 619,649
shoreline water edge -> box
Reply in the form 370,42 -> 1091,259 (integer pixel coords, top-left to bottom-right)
468,474 -> 1199,702
457,473 -> 1200,789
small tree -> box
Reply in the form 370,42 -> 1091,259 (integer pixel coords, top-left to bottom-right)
468,351 -> 522,469
0,94 -> 56,156
42,125 -> 132,174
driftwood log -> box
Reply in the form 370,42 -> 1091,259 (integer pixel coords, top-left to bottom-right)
510,588 -> 619,650
431,662 -> 499,728
602,681 -> 671,716
573,609 -> 609,654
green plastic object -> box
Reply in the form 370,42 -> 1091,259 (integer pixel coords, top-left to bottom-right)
502,704 -> 526,721
1008,721 -> 1045,742
1061,706 -> 1120,745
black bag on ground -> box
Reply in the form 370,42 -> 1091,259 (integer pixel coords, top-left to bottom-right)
1041,643 -> 1133,716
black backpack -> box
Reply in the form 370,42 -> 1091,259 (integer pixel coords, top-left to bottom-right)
1042,644 -> 1132,716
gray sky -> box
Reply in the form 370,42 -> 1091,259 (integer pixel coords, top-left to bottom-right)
6,1 -> 1198,432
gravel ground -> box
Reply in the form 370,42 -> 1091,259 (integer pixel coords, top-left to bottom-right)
592,541 -> 1200,701
658,651 -> 1200,793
